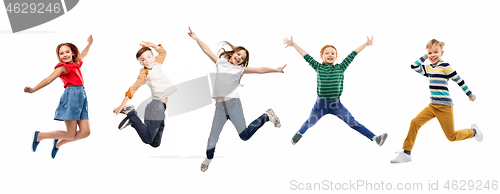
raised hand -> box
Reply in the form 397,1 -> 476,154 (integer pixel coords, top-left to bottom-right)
140,41 -> 156,48
188,27 -> 197,40
366,35 -> 374,46
283,36 -> 294,48
87,35 -> 93,45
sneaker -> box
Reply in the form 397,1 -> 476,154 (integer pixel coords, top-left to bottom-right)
32,131 -> 40,152
51,139 -> 59,159
373,133 -> 388,146
390,152 -> 412,163
118,117 -> 131,130
472,124 -> 483,142
265,109 -> 281,128
113,105 -> 134,115
200,158 -> 212,172
291,131 -> 303,145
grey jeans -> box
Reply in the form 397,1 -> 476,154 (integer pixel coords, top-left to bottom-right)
206,98 -> 269,159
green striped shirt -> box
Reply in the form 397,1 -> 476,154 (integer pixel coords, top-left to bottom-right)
303,51 -> 358,100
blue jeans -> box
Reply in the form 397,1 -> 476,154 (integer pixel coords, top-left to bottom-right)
206,98 -> 269,159
299,97 -> 375,140
127,100 -> 166,147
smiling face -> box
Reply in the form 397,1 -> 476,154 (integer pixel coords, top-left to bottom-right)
229,49 -> 248,66
139,50 -> 155,68
321,47 -> 337,64
58,45 -> 74,63
427,44 -> 444,64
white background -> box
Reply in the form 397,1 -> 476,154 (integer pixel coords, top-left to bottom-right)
1,0 -> 499,193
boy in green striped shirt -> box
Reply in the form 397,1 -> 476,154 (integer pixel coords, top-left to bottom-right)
284,36 -> 387,146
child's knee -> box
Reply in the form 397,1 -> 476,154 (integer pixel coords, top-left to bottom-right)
446,133 -> 458,141
81,129 -> 91,138
410,118 -> 423,128
64,131 -> 77,140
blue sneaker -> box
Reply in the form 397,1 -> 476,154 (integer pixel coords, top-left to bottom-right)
51,139 -> 59,159
32,131 -> 40,152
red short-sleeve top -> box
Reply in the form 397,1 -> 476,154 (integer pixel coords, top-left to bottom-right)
54,61 -> 84,88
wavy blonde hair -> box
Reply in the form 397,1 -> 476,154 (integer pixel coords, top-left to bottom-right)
426,39 -> 445,50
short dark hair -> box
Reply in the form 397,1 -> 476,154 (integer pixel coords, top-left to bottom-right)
136,47 -> 152,60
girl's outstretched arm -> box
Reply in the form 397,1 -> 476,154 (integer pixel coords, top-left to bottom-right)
80,35 -> 93,60
24,66 -> 66,93
188,27 -> 218,64
353,35 -> 374,53
284,36 -> 308,57
244,64 -> 287,74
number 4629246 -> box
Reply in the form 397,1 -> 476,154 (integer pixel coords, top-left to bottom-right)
444,180 -> 498,190
5,3 -> 62,14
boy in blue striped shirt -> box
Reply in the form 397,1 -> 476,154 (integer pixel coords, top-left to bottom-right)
391,39 -> 483,163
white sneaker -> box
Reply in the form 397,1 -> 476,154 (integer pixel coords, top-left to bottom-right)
391,152 -> 412,163
472,124 -> 483,142
266,109 -> 281,128
373,133 -> 388,146
200,158 -> 212,172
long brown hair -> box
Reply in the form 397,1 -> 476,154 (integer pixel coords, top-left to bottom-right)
56,43 -> 81,64
218,41 -> 249,86
218,41 -> 249,67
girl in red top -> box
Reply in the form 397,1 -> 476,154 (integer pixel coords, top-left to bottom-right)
25,35 -> 93,159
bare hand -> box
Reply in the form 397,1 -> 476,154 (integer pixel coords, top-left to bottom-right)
188,27 -> 197,40
366,35 -> 374,46
114,104 -> 126,116
469,95 -> 476,102
283,36 -> 294,48
140,41 -> 156,48
24,86 -> 35,93
87,35 -> 93,44
277,64 -> 287,73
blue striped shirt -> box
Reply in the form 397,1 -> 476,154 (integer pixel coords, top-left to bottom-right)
411,55 -> 474,106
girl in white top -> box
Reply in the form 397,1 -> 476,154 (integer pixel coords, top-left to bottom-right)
188,27 -> 286,172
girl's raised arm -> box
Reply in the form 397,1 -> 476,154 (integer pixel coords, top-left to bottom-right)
80,35 -> 93,60
188,27 -> 218,64
24,66 -> 66,93
284,36 -> 308,57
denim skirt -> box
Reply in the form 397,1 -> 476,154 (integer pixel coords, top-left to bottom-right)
54,86 -> 89,121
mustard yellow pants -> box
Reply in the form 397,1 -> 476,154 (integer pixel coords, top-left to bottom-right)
403,103 -> 474,151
